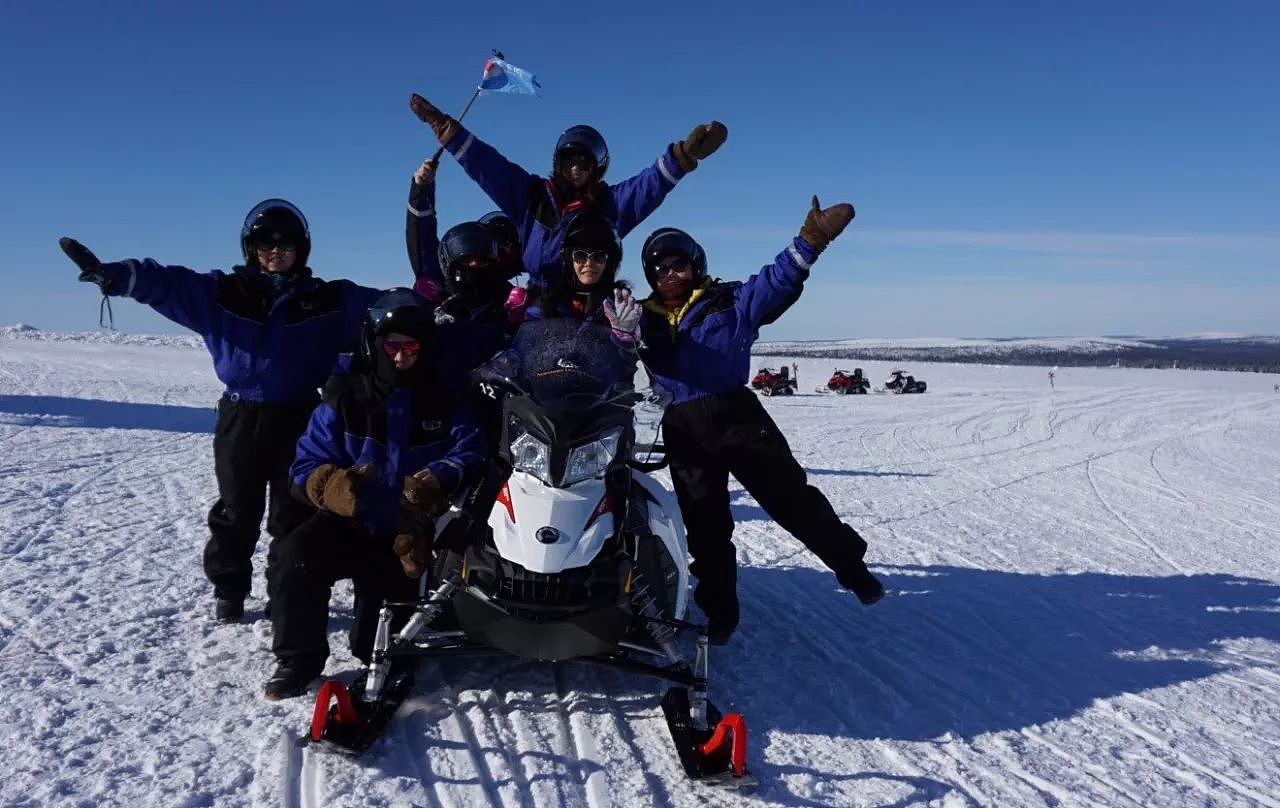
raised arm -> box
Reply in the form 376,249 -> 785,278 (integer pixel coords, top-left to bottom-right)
610,121 -> 727,237
405,157 -> 444,300
60,237 -> 220,334
737,196 -> 855,330
409,93 -> 538,226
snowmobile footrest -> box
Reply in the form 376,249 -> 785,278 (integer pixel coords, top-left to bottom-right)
661,687 -> 755,787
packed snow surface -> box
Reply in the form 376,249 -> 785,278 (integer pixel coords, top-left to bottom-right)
1,330 -> 1277,807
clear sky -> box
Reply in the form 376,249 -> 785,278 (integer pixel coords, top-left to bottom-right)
2,1 -> 1276,339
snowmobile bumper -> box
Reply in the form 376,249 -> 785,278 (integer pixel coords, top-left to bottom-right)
453,590 -> 632,661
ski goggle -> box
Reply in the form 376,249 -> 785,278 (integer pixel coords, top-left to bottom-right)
570,249 -> 608,265
559,150 -> 596,171
653,258 -> 692,278
381,338 -> 421,358
253,240 -> 297,253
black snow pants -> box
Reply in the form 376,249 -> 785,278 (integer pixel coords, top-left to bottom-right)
204,394 -> 317,601
267,512 -> 420,667
662,387 -> 869,626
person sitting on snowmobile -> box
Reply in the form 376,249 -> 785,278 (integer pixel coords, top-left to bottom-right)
524,211 -> 643,371
264,289 -> 488,700
59,201 -> 383,625
407,92 -> 727,294
634,197 -> 885,644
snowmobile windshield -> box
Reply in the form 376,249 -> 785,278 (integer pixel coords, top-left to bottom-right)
513,319 -> 629,410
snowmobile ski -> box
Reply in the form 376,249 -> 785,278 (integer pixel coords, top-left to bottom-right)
661,686 -> 755,787
305,668 -> 415,756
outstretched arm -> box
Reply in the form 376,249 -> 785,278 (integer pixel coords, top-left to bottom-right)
610,121 -> 727,237
737,196 -> 855,330
59,237 -> 219,334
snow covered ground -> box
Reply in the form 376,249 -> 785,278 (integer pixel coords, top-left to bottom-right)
1,329 -> 1277,807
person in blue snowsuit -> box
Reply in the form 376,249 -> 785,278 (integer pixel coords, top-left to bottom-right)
264,289 -> 487,700
59,200 -> 382,623
407,91 -> 728,292
634,197 -> 884,645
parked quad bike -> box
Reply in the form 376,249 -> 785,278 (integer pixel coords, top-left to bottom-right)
305,319 -> 754,787
818,368 -> 870,395
880,369 -> 927,394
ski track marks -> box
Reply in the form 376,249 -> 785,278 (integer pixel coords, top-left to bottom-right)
4,340 -> 1280,807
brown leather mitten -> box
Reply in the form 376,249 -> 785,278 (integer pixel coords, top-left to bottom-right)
393,531 -> 433,578
402,469 -> 447,516
798,195 -> 856,252
303,464 -> 338,509
307,463 -> 377,517
672,121 -> 728,172
409,93 -> 459,145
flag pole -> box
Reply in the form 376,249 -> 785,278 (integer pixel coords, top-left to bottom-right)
428,50 -> 504,162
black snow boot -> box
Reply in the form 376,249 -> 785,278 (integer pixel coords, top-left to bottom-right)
214,597 -> 245,624
695,586 -> 740,646
263,659 -> 323,702
837,562 -> 885,605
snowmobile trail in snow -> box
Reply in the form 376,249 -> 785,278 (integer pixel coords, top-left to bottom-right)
3,335 -> 1279,806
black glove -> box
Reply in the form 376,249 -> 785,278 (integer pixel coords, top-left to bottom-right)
60,237 -> 114,293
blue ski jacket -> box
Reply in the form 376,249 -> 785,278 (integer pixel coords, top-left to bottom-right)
290,354 -> 488,533
99,259 -> 381,403
637,238 -> 817,406
441,125 -> 689,289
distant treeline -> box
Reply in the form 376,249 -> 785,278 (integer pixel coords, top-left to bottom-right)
754,338 -> 1280,374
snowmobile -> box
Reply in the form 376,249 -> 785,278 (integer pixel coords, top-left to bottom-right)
749,366 -> 777,390
307,319 -> 752,786
752,365 -> 798,396
880,369 -> 927,394
818,367 -> 870,395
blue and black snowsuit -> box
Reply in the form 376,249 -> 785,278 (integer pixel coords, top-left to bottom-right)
637,238 -> 871,637
94,258 -> 380,603
439,125 -> 690,290
271,352 -> 487,667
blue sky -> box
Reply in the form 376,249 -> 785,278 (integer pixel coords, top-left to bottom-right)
2,1 -> 1276,339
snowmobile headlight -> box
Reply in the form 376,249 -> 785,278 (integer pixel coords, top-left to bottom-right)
562,427 -> 623,487
510,430 -> 552,485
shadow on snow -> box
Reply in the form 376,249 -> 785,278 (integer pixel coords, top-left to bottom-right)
732,562 -> 1278,736
0,394 -> 214,434
329,563 -> 1280,806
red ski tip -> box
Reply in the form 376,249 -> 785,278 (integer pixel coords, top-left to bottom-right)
699,712 -> 749,778
310,680 -> 361,743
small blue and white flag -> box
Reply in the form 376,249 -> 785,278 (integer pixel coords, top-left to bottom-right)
479,56 -> 541,96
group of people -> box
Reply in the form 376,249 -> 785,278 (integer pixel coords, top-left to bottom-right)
58,91 -> 883,700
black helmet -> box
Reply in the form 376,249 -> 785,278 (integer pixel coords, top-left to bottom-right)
358,288 -> 434,362
561,212 -> 622,287
641,227 -> 707,290
437,221 -> 503,300
241,198 -> 310,268
477,211 -> 524,279
553,125 -> 609,179
478,211 -> 517,251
